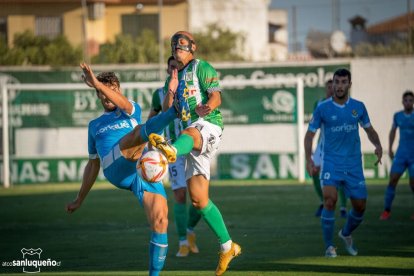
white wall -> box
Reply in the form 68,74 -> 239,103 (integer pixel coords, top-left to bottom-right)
351,57 -> 414,153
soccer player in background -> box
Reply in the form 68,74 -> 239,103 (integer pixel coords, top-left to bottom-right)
312,80 -> 348,218
304,68 -> 382,258
148,56 -> 201,257
66,63 -> 179,276
379,90 -> 414,220
149,31 -> 241,275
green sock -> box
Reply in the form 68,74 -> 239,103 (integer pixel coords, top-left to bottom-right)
312,174 -> 323,202
173,134 -> 194,156
174,203 -> 187,241
339,188 -> 347,209
187,204 -> 202,230
199,200 -> 231,244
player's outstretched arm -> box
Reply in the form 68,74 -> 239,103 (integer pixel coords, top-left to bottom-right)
364,126 -> 383,165
66,158 -> 100,214
304,131 -> 316,176
162,68 -> 179,112
80,62 -> 132,114
388,126 -> 397,159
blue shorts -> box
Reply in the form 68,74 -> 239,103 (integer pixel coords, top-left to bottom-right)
321,162 -> 367,200
390,152 -> 414,177
102,146 -> 167,206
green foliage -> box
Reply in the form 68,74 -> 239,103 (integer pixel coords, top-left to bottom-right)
0,30 -> 82,66
193,24 -> 245,62
93,29 -> 161,64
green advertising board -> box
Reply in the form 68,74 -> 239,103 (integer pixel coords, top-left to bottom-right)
217,153 -> 395,181
1,63 -> 349,128
0,153 -> 395,184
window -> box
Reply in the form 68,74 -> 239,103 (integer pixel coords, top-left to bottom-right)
121,14 -> 159,39
0,17 -> 7,43
35,17 -> 62,39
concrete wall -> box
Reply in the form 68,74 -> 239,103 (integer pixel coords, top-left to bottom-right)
351,57 -> 414,153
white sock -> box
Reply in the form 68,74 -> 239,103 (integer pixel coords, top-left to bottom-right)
220,240 -> 232,253
179,240 -> 189,246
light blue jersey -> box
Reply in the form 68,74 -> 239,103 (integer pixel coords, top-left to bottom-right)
308,97 -> 371,199
87,100 -> 166,202
88,101 -> 141,159
393,111 -> 414,156
390,111 -> 414,175
308,97 -> 371,169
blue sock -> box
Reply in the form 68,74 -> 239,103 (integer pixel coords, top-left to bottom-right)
342,209 -> 363,236
140,107 -> 177,142
321,208 -> 335,248
384,185 -> 396,212
149,232 -> 168,276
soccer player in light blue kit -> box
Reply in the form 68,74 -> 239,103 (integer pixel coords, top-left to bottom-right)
66,63 -> 178,275
380,90 -> 414,220
304,68 -> 383,258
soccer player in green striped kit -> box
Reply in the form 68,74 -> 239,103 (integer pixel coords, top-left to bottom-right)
149,56 -> 201,257
150,31 -> 241,275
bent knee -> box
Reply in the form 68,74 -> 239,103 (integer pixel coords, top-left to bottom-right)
152,215 -> 168,232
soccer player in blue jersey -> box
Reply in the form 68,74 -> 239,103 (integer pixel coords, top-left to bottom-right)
380,90 -> 414,220
66,63 -> 178,276
148,56 -> 201,257
312,80 -> 348,218
304,68 -> 383,258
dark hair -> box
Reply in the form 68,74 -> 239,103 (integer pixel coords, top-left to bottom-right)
326,79 -> 333,85
167,56 -> 175,65
333,68 -> 351,82
96,72 -> 120,88
403,90 -> 414,98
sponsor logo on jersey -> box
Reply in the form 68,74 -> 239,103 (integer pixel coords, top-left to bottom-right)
96,120 -> 131,135
331,123 -> 358,133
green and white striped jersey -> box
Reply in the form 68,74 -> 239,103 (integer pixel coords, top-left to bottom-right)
150,87 -> 186,142
164,59 -> 224,129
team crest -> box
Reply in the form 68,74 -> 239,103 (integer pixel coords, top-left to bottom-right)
185,72 -> 193,82
351,109 -> 358,118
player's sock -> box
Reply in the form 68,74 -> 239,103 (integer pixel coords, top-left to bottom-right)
199,199 -> 231,245
321,208 -> 335,248
140,107 -> 177,141
342,209 -> 363,236
312,175 -> 323,201
339,188 -> 347,209
384,185 -> 396,212
172,134 -> 194,156
187,204 -> 202,230
174,203 -> 188,241
149,232 -> 168,276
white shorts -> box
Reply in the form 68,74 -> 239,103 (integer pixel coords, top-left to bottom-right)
168,155 -> 187,190
185,119 -> 222,181
312,142 -> 322,167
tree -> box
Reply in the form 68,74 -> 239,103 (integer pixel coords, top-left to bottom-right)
0,30 -> 82,66
192,24 -> 245,62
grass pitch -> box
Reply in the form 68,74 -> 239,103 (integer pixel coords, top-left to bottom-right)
1,180 -> 414,275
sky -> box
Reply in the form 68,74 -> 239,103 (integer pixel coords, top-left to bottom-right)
270,0 -> 414,52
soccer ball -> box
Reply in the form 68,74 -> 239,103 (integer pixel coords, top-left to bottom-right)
137,150 -> 169,183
